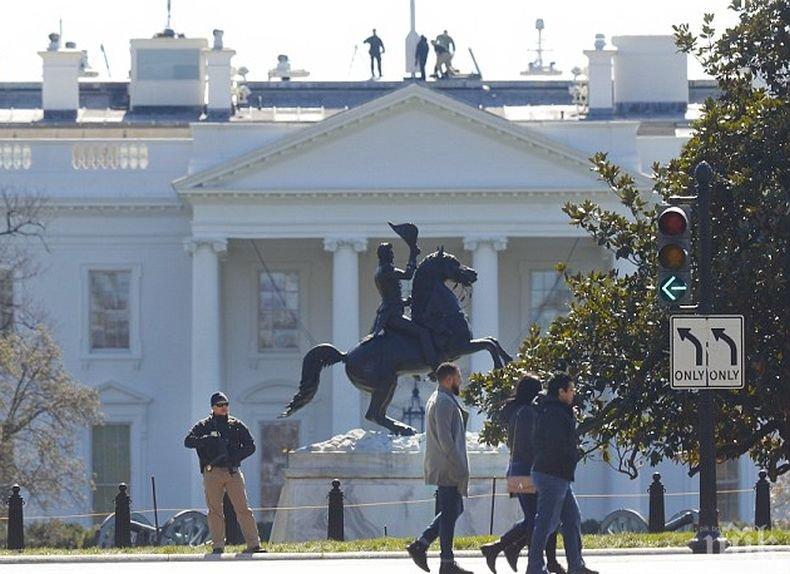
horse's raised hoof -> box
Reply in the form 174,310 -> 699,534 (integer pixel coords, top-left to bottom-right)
395,426 -> 418,437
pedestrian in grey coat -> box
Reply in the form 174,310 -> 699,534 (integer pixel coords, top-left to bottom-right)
407,362 -> 474,574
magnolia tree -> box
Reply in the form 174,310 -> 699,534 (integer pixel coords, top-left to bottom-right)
0,187 -> 102,509
464,0 -> 788,480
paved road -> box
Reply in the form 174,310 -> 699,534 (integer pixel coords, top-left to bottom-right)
5,552 -> 788,574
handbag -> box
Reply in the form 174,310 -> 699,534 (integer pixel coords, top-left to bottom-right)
506,405 -> 536,494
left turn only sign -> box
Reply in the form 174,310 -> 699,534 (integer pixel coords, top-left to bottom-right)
670,315 -> 745,390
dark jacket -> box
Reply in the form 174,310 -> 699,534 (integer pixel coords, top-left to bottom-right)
415,38 -> 429,63
498,400 -> 537,476
184,414 -> 256,474
531,396 -> 578,482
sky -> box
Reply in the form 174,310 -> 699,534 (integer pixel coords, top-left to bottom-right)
1,0 -> 739,82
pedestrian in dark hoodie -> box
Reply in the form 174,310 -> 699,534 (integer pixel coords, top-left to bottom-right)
526,374 -> 597,574
479,374 -> 565,574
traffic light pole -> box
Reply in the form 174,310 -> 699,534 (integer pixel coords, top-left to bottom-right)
688,161 -> 728,553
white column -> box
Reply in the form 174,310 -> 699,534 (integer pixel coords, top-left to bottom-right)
464,236 -> 507,431
324,237 -> 367,436
185,237 -> 226,506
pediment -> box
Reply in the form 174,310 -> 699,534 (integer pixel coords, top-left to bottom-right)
174,84 -> 649,196
96,380 -> 153,405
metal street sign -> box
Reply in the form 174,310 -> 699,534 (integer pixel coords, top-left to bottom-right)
660,275 -> 688,303
670,315 -> 745,389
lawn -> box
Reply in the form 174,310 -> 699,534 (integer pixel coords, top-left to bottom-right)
1,529 -> 788,555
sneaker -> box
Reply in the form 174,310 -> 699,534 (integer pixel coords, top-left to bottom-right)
439,562 -> 474,574
211,547 -> 224,555
568,567 -> 598,574
407,540 -> 430,572
241,546 -> 267,553
547,561 -> 567,574
480,542 -> 501,573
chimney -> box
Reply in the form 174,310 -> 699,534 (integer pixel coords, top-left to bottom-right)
583,33 -> 615,119
204,30 -> 236,120
39,33 -> 83,120
611,35 -> 688,116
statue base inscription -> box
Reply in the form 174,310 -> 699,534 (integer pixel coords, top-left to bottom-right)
269,429 -> 521,542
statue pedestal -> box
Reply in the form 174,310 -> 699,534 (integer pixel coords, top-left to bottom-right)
269,429 -> 521,542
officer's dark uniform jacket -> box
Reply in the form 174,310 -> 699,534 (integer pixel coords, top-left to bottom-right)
531,396 -> 578,482
184,414 -> 256,474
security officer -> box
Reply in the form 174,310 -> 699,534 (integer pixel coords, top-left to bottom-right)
184,391 -> 264,554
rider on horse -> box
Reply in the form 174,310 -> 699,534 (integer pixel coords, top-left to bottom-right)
371,230 -> 440,371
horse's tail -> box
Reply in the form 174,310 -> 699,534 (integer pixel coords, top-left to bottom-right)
280,344 -> 346,418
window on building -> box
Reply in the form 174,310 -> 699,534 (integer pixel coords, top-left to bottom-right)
258,271 -> 300,351
717,458 -> 741,523
91,423 -> 131,518
0,269 -> 13,332
90,270 -> 131,350
529,270 -> 572,332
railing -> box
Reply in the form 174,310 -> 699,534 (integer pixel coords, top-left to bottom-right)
71,142 -> 149,170
0,139 -> 191,180
0,143 -> 32,170
2,472 -> 772,550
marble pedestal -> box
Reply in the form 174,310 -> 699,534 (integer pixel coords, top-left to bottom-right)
270,429 -> 523,542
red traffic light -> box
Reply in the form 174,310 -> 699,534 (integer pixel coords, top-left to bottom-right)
658,207 -> 688,235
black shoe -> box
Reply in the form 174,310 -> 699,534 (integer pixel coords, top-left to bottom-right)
568,567 -> 597,574
407,540 -> 430,572
547,561 -> 567,574
439,562 -> 474,574
211,548 -> 224,555
503,540 -> 525,572
480,542 -> 502,574
241,546 -> 267,553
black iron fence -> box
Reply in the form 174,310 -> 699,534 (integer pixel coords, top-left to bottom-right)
2,471 -> 775,550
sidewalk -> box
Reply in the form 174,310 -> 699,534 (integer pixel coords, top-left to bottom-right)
1,545 -> 788,564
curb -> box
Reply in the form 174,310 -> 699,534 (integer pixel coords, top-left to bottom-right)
0,546 -> 788,564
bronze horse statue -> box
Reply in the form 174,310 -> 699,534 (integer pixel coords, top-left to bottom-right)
280,246 -> 513,435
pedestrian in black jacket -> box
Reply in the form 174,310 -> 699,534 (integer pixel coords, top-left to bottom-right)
184,391 -> 264,554
526,374 -> 597,574
480,374 -> 565,574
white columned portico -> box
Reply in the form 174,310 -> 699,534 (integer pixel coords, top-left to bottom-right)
464,236 -> 507,430
324,237 -> 367,436
184,237 -> 226,505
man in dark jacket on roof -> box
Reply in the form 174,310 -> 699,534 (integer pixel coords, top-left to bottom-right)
184,391 -> 263,554
526,374 -> 597,574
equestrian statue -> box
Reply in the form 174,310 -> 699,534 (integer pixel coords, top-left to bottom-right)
281,222 -> 512,435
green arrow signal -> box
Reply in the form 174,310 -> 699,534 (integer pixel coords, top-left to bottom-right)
660,275 -> 687,302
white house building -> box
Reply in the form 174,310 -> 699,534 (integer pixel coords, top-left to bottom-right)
0,28 -> 756,534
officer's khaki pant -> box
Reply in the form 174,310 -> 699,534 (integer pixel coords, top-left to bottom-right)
203,467 -> 260,549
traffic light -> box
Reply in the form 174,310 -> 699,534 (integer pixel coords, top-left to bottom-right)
657,204 -> 691,305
